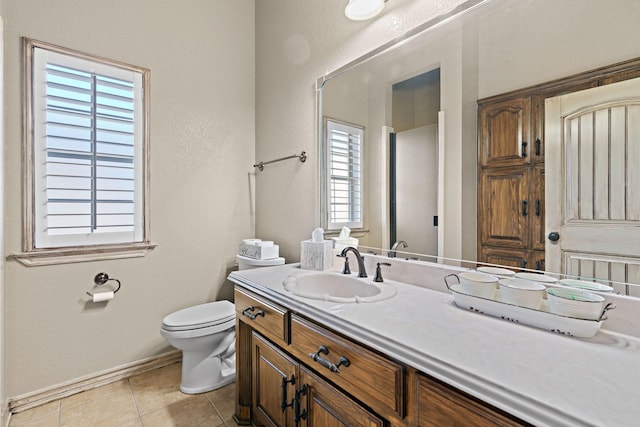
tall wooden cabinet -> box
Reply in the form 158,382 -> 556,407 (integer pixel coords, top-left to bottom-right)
477,95 -> 545,270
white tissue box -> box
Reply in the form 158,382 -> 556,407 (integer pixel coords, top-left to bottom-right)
300,240 -> 333,271
238,242 -> 280,260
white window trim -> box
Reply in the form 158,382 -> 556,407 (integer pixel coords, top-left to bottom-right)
323,117 -> 365,231
10,38 -> 155,266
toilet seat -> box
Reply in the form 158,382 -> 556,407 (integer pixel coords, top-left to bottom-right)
162,300 -> 235,332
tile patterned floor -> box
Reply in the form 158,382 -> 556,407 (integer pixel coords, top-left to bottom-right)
8,362 -> 239,427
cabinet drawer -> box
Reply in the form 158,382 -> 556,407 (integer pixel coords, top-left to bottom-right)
290,314 -> 404,419
235,288 -> 289,345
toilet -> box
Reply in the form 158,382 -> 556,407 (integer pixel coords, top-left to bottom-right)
160,255 -> 285,394
161,300 -> 236,394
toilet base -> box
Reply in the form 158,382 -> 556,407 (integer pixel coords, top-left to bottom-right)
180,372 -> 235,394
179,347 -> 236,394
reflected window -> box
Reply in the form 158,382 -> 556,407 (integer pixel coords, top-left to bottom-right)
325,118 -> 363,230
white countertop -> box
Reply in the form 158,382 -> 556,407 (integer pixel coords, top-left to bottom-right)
228,262 -> 640,427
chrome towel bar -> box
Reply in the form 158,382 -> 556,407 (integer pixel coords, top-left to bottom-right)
254,151 -> 307,171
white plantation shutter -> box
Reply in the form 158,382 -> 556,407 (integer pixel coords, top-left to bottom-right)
31,45 -> 144,248
326,119 -> 363,230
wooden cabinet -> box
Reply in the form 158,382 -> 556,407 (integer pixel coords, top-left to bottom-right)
479,96 -> 532,168
415,373 -> 530,427
234,285 -> 528,427
289,314 -> 404,420
250,328 -> 384,427
478,95 -> 545,270
252,332 -> 297,427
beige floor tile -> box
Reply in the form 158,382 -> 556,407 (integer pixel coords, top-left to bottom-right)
129,363 -> 191,415
222,415 -> 240,427
59,387 -> 139,427
205,383 -> 236,421
61,379 -> 132,410
9,401 -> 59,427
116,418 -> 143,427
9,411 -> 59,427
140,395 -> 224,427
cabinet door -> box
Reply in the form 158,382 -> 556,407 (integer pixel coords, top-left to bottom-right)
479,96 -> 531,167
416,373 -> 529,427
530,250 -> 545,272
479,246 -> 530,270
479,167 -> 530,249
299,366 -> 384,427
531,165 -> 545,251
252,332 -> 297,427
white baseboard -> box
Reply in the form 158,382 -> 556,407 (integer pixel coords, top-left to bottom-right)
8,350 -> 181,414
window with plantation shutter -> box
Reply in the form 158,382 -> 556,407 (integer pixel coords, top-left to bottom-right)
18,39 -> 153,264
325,119 -> 364,230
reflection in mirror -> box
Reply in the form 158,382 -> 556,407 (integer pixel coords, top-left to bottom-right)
358,246 -> 640,296
317,0 -> 640,295
390,69 -> 440,255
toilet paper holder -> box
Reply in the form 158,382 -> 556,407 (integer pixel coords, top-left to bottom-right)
86,272 -> 121,298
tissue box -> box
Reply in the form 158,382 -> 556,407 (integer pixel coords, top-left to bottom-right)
238,241 -> 280,260
300,240 -> 333,271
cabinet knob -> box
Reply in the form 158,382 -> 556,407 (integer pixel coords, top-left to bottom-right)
548,232 -> 560,241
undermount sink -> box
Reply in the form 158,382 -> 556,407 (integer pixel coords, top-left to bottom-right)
282,272 -> 397,303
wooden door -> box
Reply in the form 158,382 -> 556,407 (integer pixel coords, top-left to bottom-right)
479,96 -> 531,167
252,332 -> 297,427
545,77 -> 640,292
479,167 -> 530,249
299,367 -> 384,427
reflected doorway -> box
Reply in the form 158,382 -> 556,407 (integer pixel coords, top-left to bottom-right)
390,68 -> 441,255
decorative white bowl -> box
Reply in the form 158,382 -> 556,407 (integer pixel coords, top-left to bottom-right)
546,287 -> 606,320
457,271 -> 499,299
558,279 -> 613,293
498,278 -> 546,309
477,266 -> 516,278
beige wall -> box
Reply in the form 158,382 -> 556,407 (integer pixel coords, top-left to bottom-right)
3,0 -> 255,397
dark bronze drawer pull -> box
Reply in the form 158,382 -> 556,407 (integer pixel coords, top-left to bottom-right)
242,306 -> 265,320
309,345 -> 350,373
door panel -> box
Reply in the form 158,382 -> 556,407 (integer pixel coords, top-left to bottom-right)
545,77 -> 640,280
479,168 -> 530,248
299,367 -> 384,427
252,332 -> 297,427
479,96 -> 531,167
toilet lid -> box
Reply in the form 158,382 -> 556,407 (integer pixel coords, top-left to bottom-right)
162,300 -> 235,331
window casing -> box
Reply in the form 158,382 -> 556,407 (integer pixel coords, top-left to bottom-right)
324,118 -> 364,230
18,39 -> 152,264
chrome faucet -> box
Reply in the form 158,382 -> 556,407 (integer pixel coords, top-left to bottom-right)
339,246 -> 367,278
389,240 -> 408,258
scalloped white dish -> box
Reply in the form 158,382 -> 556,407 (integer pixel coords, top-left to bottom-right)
515,272 -> 559,283
448,284 -> 613,338
559,278 -> 613,293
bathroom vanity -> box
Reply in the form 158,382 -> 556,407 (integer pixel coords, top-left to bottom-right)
228,258 -> 640,426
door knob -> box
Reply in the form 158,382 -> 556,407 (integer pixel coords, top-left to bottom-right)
548,232 -> 560,241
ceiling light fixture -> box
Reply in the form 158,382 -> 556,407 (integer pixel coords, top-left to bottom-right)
345,0 -> 388,21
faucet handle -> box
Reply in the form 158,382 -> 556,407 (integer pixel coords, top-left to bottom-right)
339,255 -> 351,275
373,262 -> 391,282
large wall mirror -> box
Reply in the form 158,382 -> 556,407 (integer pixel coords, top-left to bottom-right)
318,0 -> 640,293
